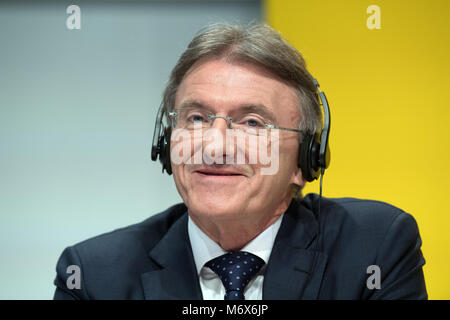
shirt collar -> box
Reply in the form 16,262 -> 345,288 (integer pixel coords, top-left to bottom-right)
188,214 -> 284,275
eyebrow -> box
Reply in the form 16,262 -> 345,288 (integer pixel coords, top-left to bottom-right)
177,99 -> 212,111
237,104 -> 277,122
177,99 -> 277,122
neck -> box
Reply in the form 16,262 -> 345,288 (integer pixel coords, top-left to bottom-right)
189,197 -> 292,251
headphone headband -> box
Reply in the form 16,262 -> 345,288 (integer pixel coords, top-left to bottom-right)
316,80 -> 331,171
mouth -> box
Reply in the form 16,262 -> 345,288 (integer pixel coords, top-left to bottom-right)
192,165 -> 247,179
195,170 -> 243,177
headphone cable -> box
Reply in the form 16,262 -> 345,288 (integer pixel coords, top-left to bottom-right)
301,167 -> 325,298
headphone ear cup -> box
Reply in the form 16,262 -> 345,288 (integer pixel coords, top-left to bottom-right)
298,133 -> 320,182
299,133 -> 312,182
158,127 -> 172,175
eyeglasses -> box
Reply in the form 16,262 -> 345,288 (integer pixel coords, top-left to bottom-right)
168,107 -> 302,136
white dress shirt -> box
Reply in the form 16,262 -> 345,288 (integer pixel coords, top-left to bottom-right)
188,214 -> 284,300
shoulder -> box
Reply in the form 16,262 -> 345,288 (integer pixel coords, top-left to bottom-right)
56,202 -> 187,277
300,193 -> 422,258
301,193 -> 418,234
53,202 -> 188,299
71,202 -> 188,259
299,194 -> 426,299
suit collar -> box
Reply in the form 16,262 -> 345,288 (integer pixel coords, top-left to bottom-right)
263,199 -> 328,300
140,212 -> 203,300
188,213 -> 284,275
140,198 -> 328,300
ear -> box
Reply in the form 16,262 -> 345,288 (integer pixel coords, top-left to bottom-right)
290,165 -> 306,189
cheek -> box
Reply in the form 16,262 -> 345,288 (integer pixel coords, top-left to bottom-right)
171,163 -> 187,199
249,134 -> 299,176
251,138 -> 299,193
170,129 -> 197,165
280,135 -> 300,167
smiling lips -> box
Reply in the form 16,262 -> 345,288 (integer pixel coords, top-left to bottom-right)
196,170 -> 242,176
194,167 -> 245,178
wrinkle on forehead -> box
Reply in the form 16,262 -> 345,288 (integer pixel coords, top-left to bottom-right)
176,57 -> 301,127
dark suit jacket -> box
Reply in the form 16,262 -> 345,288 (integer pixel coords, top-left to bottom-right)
53,194 -> 427,299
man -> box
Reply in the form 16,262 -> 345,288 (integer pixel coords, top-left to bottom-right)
53,23 -> 427,300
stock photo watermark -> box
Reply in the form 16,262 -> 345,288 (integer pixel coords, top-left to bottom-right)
65,4 -> 381,31
367,5 -> 381,30
170,127 -> 280,176
366,265 -> 381,290
66,265 -> 81,290
66,5 -> 81,30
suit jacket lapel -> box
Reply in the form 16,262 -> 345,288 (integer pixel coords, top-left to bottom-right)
140,213 -> 203,300
140,200 -> 327,300
263,200 -> 328,300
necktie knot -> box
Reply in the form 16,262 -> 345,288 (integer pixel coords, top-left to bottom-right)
205,251 -> 265,300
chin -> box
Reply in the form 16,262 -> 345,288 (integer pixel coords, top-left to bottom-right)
188,191 -> 247,220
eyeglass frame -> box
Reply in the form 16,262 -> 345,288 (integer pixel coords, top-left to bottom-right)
167,108 -> 303,134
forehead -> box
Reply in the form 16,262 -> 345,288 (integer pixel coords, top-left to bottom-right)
175,58 -> 300,123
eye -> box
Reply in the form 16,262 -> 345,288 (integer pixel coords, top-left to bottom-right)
188,114 -> 207,123
240,116 -> 265,128
247,119 -> 259,127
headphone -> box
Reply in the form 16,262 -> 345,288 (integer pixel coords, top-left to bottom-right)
298,79 -> 331,182
151,103 -> 173,174
151,78 -> 330,180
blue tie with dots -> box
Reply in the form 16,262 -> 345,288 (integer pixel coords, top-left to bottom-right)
205,251 -> 265,300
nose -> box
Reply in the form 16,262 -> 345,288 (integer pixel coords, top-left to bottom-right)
203,115 -> 233,165
210,115 -> 232,130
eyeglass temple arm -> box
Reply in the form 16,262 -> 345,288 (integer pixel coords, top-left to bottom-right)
265,124 -> 302,133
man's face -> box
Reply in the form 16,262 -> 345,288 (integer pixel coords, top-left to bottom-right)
171,57 -> 305,226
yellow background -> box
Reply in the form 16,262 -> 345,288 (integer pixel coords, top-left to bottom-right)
266,0 -> 450,299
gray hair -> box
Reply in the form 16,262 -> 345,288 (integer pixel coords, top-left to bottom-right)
161,23 -> 322,135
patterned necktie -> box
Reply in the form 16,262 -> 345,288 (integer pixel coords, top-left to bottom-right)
205,251 -> 265,300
